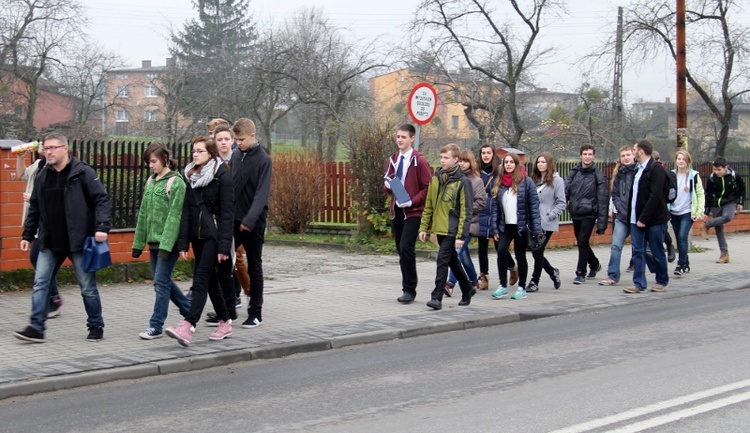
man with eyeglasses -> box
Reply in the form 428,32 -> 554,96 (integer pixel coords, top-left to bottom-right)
14,132 -> 112,343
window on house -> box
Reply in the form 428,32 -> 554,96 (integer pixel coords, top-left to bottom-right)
115,73 -> 128,79
144,110 -> 158,122
116,85 -> 129,98
146,73 -> 159,79
451,115 -> 459,130
144,85 -> 158,98
116,110 -> 129,122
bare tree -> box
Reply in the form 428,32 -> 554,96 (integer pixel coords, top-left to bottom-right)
602,0 -> 750,157
248,28 -> 300,153
412,0 -> 563,147
1,0 -> 84,139
280,8 -> 386,160
53,41 -> 125,138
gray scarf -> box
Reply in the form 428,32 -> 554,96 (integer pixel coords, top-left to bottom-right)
184,157 -> 220,188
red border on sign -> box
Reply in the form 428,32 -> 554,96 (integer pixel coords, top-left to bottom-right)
407,82 -> 438,125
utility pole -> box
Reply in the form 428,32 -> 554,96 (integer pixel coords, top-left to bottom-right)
611,6 -> 624,160
676,0 -> 688,150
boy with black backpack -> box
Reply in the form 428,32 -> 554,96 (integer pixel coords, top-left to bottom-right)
700,156 -> 746,263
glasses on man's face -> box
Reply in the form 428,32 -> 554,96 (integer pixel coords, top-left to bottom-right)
193,149 -> 207,154
44,145 -> 67,152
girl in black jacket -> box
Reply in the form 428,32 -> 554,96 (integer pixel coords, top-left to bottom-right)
165,136 -> 235,347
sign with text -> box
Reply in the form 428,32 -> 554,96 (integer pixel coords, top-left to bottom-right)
407,82 -> 438,125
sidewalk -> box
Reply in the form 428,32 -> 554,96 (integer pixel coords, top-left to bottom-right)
2,232 -> 749,400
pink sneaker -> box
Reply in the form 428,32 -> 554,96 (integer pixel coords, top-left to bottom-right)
165,320 -> 194,347
209,320 -> 233,341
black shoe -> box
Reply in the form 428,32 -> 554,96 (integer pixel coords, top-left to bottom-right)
551,268 -> 561,289
397,292 -> 416,303
205,315 -> 220,327
426,298 -> 442,310
526,281 -> 539,292
242,317 -> 262,328
458,287 -> 477,306
14,326 -> 45,343
87,326 -> 104,341
48,295 -> 63,318
667,243 -> 676,263
586,263 -> 601,279
573,275 -> 585,285
626,263 -> 634,272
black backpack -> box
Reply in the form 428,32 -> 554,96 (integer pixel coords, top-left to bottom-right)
665,168 -> 678,204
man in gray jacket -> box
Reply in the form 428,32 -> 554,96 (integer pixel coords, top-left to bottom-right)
600,145 -> 636,286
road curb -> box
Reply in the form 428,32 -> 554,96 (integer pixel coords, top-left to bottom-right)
4,283 -> 750,401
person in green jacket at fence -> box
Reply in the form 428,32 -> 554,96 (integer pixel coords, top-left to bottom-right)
132,143 -> 191,340
418,143 -> 475,311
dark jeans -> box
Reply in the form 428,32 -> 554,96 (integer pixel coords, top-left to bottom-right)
185,238 -> 233,326
30,239 -> 60,301
392,208 -> 420,295
149,249 -> 190,333
477,236 -> 514,276
531,231 -> 555,284
572,217 -> 599,276
496,224 -> 529,288
631,222 -> 669,289
29,249 -> 103,332
235,223 -> 264,315
432,235 -> 473,300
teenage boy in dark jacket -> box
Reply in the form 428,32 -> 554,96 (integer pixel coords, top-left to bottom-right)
384,124 -> 432,303
418,144 -> 474,310
700,156 -> 746,263
15,132 -> 111,343
565,144 -> 609,284
624,140 -> 671,294
230,118 -> 271,328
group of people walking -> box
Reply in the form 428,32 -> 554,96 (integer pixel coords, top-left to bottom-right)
385,125 -> 746,308
11,122 -> 746,343
14,118 -> 272,346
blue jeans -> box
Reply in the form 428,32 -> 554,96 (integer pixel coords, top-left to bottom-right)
670,212 -> 693,269
30,249 -> 103,332
607,219 -> 630,282
631,222 -> 669,290
448,235 -> 477,287
148,249 -> 190,333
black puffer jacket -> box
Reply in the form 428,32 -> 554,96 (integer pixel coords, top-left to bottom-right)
23,156 -> 111,252
178,163 -> 234,256
565,163 -> 609,231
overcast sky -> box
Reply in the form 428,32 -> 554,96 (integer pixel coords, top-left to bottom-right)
83,0 -> 745,104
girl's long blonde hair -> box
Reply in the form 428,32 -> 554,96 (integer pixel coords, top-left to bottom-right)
492,153 -> 524,196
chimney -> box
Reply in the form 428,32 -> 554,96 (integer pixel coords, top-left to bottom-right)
665,97 -> 671,103
142,60 -> 151,69
166,57 -> 176,68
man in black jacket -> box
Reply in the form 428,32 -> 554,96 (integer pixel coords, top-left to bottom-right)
14,132 -> 111,343
230,118 -> 272,328
565,144 -> 609,284
700,156 -> 745,263
624,140 -> 670,294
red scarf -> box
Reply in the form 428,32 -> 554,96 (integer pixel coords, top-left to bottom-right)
501,173 -> 513,187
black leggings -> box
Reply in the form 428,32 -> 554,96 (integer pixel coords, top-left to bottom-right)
531,231 -> 556,284
496,225 -> 529,287
477,236 -> 515,276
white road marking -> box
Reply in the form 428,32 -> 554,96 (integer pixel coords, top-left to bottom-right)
550,378 -> 750,433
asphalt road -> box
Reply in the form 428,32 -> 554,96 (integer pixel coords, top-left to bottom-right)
2,290 -> 750,433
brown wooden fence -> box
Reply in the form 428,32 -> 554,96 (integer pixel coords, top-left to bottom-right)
316,162 -> 354,224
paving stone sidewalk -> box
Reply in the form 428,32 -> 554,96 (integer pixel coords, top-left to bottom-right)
1,232 -> 749,399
